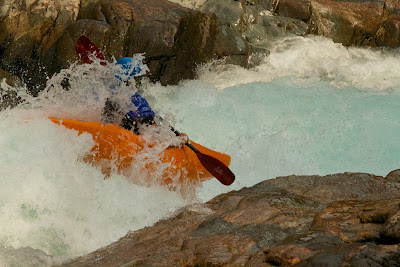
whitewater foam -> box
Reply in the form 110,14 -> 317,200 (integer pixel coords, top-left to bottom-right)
196,35 -> 400,92
0,109 -> 188,260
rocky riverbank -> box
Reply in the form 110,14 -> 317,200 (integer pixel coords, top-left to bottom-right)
0,0 -> 251,95
2,0 -> 400,95
61,171 -> 400,266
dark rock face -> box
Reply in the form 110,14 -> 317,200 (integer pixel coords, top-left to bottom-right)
0,0 -> 224,93
62,172 -> 400,266
2,0 -> 400,94
64,0 -> 220,85
0,67 -> 21,110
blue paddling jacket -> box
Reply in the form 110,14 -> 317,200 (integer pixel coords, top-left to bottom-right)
126,92 -> 155,121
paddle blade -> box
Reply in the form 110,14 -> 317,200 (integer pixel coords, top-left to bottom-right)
76,35 -> 107,66
196,151 -> 235,186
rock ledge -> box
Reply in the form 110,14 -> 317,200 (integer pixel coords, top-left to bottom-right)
63,171 -> 400,266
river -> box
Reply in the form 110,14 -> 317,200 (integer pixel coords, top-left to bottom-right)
1,35 -> 400,265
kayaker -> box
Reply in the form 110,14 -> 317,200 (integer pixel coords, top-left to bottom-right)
102,56 -> 188,143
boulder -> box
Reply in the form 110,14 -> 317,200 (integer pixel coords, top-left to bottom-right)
199,0 -> 308,66
307,0 -> 384,46
380,209 -> 400,243
0,0 -> 80,95
275,0 -> 312,22
200,0 -> 400,48
201,0 -> 308,46
0,67 -> 22,110
375,0 -> 400,47
307,0 -> 400,47
213,24 -> 251,66
61,172 -> 400,266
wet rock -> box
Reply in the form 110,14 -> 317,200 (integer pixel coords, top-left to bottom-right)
247,12 -> 308,43
0,67 -> 20,86
0,67 -> 22,110
307,0 -> 400,47
376,19 -> 400,47
0,0 -> 80,95
200,0 -> 242,26
201,0 -> 308,46
2,0 -> 400,94
213,24 -> 252,66
62,172 -> 400,266
0,88 -> 21,111
375,0 -> 400,47
201,0 -> 400,48
275,0 -> 312,22
380,209 -> 400,243
199,0 -> 307,68
307,0 -> 384,46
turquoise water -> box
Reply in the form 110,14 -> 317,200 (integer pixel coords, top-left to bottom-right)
149,77 -> 400,199
1,35 -> 400,263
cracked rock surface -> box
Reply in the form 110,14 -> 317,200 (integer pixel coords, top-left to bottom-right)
62,171 -> 400,266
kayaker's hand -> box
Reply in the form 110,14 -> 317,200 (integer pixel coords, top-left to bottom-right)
179,132 -> 189,145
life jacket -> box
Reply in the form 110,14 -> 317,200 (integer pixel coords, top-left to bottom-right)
126,92 -> 155,121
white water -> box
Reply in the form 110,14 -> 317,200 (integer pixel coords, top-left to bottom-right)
2,35 -> 400,264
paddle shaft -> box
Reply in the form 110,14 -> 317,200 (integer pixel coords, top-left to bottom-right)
185,142 -> 199,153
173,129 -> 234,186
184,141 -> 235,186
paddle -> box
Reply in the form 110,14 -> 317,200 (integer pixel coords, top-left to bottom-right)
75,35 -> 235,185
185,142 -> 235,185
169,127 -> 235,186
76,35 -> 107,66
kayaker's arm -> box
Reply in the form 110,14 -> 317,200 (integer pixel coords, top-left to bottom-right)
171,126 -> 235,186
169,126 -> 188,143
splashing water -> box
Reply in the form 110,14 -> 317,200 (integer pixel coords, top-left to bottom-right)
0,61 -> 189,264
0,110 -> 188,261
1,35 -> 400,264
197,35 -> 400,91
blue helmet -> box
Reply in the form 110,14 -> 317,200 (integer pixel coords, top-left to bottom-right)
115,55 -> 149,82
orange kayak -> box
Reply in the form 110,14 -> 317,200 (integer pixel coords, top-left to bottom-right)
49,118 -> 231,186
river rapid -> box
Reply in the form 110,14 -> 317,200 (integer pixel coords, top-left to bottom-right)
1,35 -> 400,265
